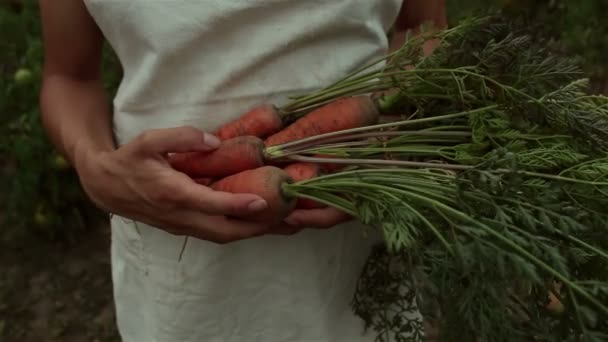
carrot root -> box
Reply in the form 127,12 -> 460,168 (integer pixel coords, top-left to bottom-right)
312,154 -> 345,173
211,166 -> 296,224
264,96 -> 379,147
169,136 -> 265,178
283,162 -> 326,209
283,162 -> 320,182
214,104 -> 283,141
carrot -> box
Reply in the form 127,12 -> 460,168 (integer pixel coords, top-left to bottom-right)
169,136 -> 265,178
213,104 -> 282,141
312,154 -> 344,173
264,96 -> 379,147
213,95 -> 378,144
283,162 -> 326,209
545,282 -> 565,315
546,290 -> 564,315
283,162 -> 319,182
211,166 -> 296,224
172,96 -> 379,179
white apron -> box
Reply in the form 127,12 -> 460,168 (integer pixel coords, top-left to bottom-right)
83,1 -> 411,341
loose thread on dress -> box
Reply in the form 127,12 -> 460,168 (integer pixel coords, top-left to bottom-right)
178,237 -> 189,262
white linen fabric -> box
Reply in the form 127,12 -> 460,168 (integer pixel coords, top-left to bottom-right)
82,1 -> 413,341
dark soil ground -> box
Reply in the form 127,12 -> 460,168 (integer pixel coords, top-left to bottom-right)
0,222 -> 120,342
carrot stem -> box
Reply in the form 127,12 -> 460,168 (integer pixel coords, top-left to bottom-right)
281,82 -> 390,115
268,130 -> 472,157
284,90 -> 456,119
286,175 -> 608,315
292,168 -> 457,185
281,66 -> 480,113
280,183 -> 356,215
307,145 -> 451,155
284,154 -> 472,170
266,105 -> 497,155
285,24 -> 460,106
287,49 -> 410,102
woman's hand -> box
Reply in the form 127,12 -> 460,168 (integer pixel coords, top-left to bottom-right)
274,207 -> 352,234
74,126 -> 277,243
39,1 -> 278,244
284,208 -> 351,228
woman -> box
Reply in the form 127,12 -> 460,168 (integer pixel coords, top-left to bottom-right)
39,1 -> 446,341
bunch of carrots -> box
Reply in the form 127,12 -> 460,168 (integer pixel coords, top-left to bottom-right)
170,94 -> 380,221
169,16 -> 456,221
168,16 -> 608,341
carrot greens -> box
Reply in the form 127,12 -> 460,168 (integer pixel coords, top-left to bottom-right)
180,13 -> 608,342
274,15 -> 608,342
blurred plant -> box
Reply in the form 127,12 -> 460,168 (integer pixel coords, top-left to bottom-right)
0,0 -> 121,245
448,0 -> 608,93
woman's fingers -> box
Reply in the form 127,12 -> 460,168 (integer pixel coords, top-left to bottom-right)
163,173 -> 268,217
283,207 -> 352,229
269,207 -> 352,235
267,224 -> 304,235
150,210 -> 273,244
132,126 -> 221,155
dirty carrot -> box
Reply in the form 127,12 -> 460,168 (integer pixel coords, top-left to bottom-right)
264,96 -> 379,146
169,136 -> 265,178
211,166 -> 296,224
213,104 -> 283,141
311,154 -> 344,173
172,97 -> 379,179
283,162 -> 326,209
214,95 -> 380,142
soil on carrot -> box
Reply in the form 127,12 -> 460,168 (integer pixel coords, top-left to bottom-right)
0,222 -> 120,342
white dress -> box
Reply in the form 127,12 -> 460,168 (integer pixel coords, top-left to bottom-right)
83,1 -> 404,341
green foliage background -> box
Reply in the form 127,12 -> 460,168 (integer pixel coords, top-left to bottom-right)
0,1 -> 121,245
0,0 -> 606,244
448,0 -> 608,93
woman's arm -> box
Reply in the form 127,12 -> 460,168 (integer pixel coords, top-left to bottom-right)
396,0 -> 447,32
38,0 -> 112,165
39,0 -> 279,243
390,0 -> 448,54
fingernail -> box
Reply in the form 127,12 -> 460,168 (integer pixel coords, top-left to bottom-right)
247,199 -> 267,212
203,133 -> 221,148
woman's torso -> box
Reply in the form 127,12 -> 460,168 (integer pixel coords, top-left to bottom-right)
84,1 -> 404,341
85,0 -> 401,143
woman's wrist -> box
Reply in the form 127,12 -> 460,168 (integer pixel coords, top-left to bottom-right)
72,138 -> 114,178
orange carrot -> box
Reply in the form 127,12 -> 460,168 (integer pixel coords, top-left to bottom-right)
545,282 -> 565,315
264,96 -> 379,147
546,291 -> 564,315
312,154 -> 344,173
211,166 -> 296,224
283,162 -> 326,209
283,162 -> 319,182
169,136 -> 265,178
214,104 -> 283,141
